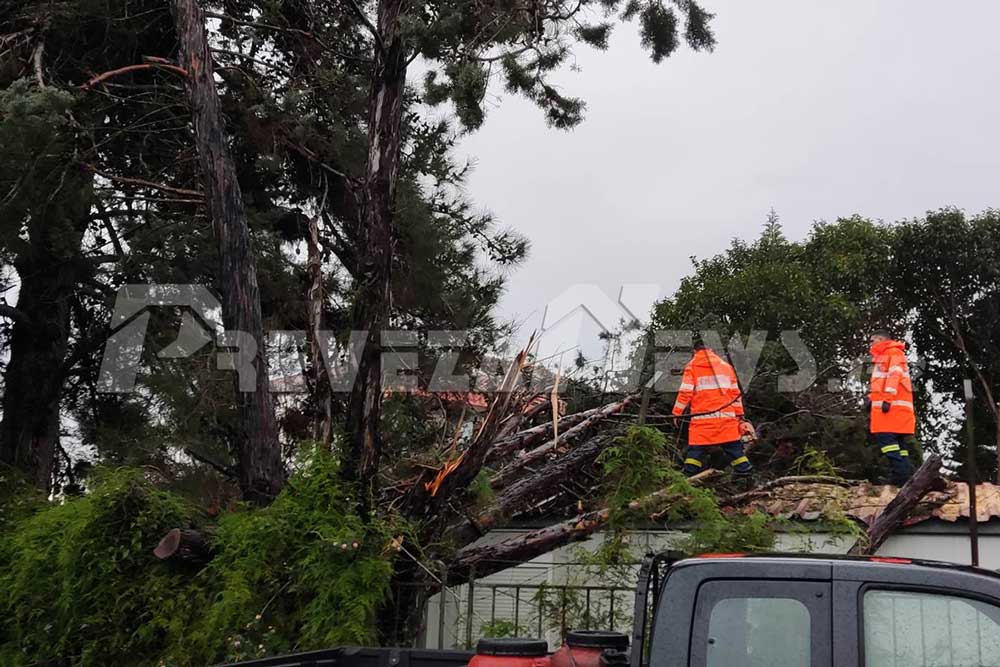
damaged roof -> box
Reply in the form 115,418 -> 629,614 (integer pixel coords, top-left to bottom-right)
739,480 -> 1000,527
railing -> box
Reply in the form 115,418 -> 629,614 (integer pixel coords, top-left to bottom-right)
469,582 -> 637,645
394,565 -> 641,650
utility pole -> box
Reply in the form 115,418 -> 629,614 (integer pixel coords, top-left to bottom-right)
964,379 -> 980,566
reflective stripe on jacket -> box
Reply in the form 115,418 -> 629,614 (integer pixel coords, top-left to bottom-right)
672,349 -> 744,445
869,339 -> 915,435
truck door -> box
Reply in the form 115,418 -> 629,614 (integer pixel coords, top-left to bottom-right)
688,580 -> 832,667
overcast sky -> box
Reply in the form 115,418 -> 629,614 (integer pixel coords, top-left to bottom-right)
454,0 -> 1000,362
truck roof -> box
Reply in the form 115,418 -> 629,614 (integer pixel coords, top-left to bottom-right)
671,552 -> 1000,587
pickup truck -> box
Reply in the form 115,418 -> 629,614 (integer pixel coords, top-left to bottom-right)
221,552 -> 1000,667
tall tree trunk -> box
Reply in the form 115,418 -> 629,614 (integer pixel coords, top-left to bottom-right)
0,175 -> 93,491
173,0 -> 284,504
342,0 -> 407,503
306,203 -> 332,446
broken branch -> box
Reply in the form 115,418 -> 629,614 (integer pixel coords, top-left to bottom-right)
79,62 -> 187,90
848,454 -> 944,555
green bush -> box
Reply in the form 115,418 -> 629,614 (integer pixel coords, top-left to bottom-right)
0,448 -> 396,667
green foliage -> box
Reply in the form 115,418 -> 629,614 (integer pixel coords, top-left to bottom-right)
648,208 -> 1000,479
479,618 -> 531,639
792,447 -> 840,477
0,468 -> 194,667
468,468 -> 496,510
598,425 -> 673,524
599,426 -> 776,554
415,0 -> 716,130
0,465 -> 45,533
894,208 -> 1000,476
0,450 -> 398,667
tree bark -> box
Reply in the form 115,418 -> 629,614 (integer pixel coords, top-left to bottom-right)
0,173 -> 93,492
342,0 -> 407,505
174,0 -> 284,504
491,396 -> 634,488
444,432 -> 620,547
445,472 -> 715,585
848,454 -> 944,555
485,405 -> 601,464
306,195 -> 332,446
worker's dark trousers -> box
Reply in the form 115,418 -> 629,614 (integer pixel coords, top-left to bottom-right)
683,441 -> 752,476
872,433 -> 913,486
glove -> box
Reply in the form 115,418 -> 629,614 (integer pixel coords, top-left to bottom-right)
882,401 -> 891,414
672,417 -> 681,430
863,398 -> 872,412
739,420 -> 756,442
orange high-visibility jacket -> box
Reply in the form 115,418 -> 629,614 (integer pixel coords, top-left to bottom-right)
868,339 -> 915,435
671,349 -> 744,446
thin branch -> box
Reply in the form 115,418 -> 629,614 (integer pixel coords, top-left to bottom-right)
0,303 -> 29,327
343,0 -> 384,54
203,11 -> 373,64
31,37 -> 44,87
94,199 -> 125,256
183,447 -> 238,479
79,62 -> 188,90
83,163 -> 203,198
210,47 -> 288,74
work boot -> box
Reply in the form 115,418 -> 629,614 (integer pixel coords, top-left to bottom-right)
733,472 -> 756,492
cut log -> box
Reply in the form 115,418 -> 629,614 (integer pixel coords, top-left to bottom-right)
848,454 -> 944,556
154,528 -> 213,566
491,396 -> 634,488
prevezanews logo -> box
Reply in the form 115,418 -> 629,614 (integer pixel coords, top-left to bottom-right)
96,284 -> 881,396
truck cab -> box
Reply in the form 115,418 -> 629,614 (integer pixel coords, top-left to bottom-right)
637,553 -> 1000,666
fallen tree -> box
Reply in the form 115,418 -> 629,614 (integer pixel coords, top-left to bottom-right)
445,468 -> 720,585
849,454 -> 945,555
490,395 -> 636,488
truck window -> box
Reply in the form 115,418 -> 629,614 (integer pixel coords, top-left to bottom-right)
863,589 -> 1000,667
689,580 -> 831,667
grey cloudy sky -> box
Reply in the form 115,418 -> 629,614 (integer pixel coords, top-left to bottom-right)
454,0 -> 1000,360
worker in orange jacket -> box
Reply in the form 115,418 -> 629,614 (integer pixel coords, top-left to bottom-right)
672,341 -> 753,478
866,329 -> 915,486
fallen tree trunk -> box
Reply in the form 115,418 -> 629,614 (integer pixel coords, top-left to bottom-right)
493,393 -> 556,440
444,432 -> 621,547
848,454 -> 944,556
720,474 -> 862,505
445,468 -> 716,585
491,395 -> 634,488
485,406 -> 601,464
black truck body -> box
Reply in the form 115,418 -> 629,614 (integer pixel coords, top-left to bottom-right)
222,553 -> 1000,667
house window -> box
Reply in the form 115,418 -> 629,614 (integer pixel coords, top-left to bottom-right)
863,589 -> 1000,666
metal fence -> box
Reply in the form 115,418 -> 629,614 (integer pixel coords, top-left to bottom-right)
411,565 -> 641,650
